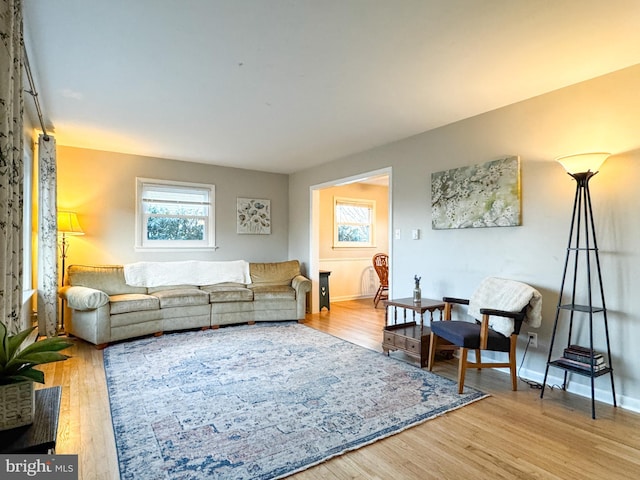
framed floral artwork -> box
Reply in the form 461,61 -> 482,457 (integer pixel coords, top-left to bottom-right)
237,198 -> 271,234
431,156 -> 521,229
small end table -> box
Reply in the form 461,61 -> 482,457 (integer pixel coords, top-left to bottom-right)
0,386 -> 62,454
382,298 -> 445,367
319,270 -> 331,311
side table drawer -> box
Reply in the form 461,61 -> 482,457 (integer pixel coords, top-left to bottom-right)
393,335 -> 407,350
405,337 -> 420,354
383,331 -> 395,346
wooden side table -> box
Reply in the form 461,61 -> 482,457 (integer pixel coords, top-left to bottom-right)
382,298 -> 445,367
0,386 -> 62,454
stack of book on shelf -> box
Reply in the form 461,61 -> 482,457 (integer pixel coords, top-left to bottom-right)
556,345 -> 607,372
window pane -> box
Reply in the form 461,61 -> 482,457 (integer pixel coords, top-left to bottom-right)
144,202 -> 207,216
333,197 -> 375,248
137,178 -> 216,249
336,204 -> 370,224
146,217 -> 205,241
337,225 -> 370,243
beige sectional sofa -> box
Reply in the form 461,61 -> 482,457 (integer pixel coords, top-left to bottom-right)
59,260 -> 311,348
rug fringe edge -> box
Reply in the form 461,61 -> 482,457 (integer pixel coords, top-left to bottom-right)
273,392 -> 491,479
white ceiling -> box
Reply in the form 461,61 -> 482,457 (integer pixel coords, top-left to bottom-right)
22,0 -> 640,174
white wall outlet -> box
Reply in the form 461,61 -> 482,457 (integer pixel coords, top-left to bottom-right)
527,332 -> 538,348
412,229 -> 420,240
394,229 -> 401,240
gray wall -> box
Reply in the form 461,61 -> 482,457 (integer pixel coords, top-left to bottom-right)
57,146 -> 290,266
289,64 -> 640,411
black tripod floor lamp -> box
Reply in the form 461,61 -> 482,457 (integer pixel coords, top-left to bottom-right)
540,152 -> 616,419
57,211 -> 84,333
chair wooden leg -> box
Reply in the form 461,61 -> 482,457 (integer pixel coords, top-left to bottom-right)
509,335 -> 518,391
457,348 -> 468,394
428,332 -> 438,371
475,349 -> 482,370
373,287 -> 381,307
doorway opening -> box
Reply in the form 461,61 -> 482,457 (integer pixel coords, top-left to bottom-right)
309,167 -> 392,313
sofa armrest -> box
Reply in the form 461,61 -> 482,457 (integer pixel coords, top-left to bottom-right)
291,275 -> 312,320
291,274 -> 312,294
59,285 -> 109,311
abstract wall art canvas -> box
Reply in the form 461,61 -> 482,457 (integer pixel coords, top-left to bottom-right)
237,198 -> 271,234
431,156 -> 521,230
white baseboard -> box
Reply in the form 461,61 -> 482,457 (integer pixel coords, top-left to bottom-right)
480,363 -> 639,414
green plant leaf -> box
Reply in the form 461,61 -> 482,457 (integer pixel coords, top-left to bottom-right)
1,324 -> 72,384
8,352 -> 70,369
0,360 -> 36,377
18,337 -> 74,357
3,369 -> 45,384
6,326 -> 37,359
21,369 -> 45,383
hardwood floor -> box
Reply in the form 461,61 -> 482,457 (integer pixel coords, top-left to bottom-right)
38,299 -> 640,479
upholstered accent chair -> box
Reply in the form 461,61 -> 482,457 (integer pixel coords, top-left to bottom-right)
427,277 -> 542,394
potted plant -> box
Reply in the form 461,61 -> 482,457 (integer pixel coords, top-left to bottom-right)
0,322 -> 73,431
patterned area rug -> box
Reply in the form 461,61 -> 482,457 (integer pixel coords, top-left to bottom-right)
104,323 -> 487,479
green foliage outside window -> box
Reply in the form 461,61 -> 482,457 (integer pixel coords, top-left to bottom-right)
337,225 -> 370,243
335,200 -> 373,245
145,205 -> 205,241
146,217 -> 204,240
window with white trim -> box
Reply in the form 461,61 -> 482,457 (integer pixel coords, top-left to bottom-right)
333,197 -> 376,248
136,178 -> 215,250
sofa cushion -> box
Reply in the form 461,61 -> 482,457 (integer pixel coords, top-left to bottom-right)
109,294 -> 160,315
110,309 -> 163,328
147,284 -> 194,294
249,260 -> 301,286
202,283 -> 253,303
67,265 -> 148,295
250,284 -> 296,300
152,288 -> 210,308
211,301 -> 254,314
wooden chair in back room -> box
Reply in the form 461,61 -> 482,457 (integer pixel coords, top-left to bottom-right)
372,253 -> 389,308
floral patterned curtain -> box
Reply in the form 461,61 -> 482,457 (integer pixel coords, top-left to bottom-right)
0,0 -> 24,335
37,134 -> 58,336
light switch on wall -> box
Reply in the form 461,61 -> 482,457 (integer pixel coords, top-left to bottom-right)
412,229 -> 420,240
394,229 -> 401,240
